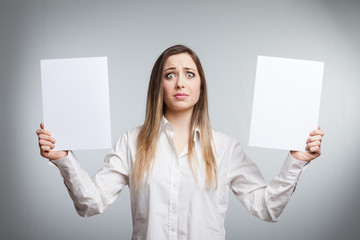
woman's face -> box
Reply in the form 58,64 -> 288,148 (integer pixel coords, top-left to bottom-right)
162,53 -> 201,114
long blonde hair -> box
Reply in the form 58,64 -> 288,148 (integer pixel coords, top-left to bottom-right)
131,45 -> 217,193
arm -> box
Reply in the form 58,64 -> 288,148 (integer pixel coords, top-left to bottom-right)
37,124 -> 130,217
229,127 -> 324,222
228,143 -> 308,222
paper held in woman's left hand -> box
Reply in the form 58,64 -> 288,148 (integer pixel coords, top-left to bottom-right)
249,56 -> 324,151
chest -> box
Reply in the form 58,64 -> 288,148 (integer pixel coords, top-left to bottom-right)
173,131 -> 189,156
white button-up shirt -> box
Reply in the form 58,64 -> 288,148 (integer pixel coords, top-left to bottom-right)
51,116 -> 309,240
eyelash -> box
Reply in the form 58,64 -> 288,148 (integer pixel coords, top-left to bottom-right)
186,72 -> 195,78
165,73 -> 176,79
165,72 -> 195,79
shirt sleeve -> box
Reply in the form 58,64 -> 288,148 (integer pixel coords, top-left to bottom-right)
50,132 -> 130,217
228,141 -> 309,222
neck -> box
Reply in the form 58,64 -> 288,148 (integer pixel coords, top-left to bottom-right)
164,108 -> 193,133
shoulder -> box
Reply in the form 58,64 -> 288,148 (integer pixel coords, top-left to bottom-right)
211,129 -> 242,150
126,126 -> 141,138
114,126 -> 141,148
210,129 -> 246,165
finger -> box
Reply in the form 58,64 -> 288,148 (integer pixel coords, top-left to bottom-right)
41,145 -> 51,152
38,134 -> 56,143
39,139 -> 55,149
36,123 -> 45,135
309,146 -> 320,153
310,127 -> 325,136
308,140 -> 321,148
306,135 -> 323,143
36,128 -> 51,136
306,145 -> 321,156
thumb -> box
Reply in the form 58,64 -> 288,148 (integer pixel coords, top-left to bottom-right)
40,123 -> 44,129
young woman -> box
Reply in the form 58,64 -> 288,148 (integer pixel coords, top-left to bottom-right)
36,45 -> 324,240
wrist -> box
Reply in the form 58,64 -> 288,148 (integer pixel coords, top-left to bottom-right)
50,151 -> 69,161
290,150 -> 312,162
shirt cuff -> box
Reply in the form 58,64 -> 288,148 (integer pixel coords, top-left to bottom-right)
48,151 -> 81,179
280,152 -> 310,181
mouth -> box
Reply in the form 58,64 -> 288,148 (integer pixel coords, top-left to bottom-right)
174,92 -> 189,100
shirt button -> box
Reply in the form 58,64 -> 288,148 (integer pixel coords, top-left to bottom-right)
171,226 -> 176,231
171,205 -> 175,210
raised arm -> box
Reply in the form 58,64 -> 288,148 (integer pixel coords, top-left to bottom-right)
228,127 -> 324,222
36,123 -> 130,217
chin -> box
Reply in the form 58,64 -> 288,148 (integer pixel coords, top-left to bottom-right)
166,104 -> 195,113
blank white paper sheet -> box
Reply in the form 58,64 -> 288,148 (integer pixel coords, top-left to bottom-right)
249,56 -> 324,151
41,57 -> 112,151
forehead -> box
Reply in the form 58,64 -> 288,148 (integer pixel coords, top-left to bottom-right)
164,53 -> 197,69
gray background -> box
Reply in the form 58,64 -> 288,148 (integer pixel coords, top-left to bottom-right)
1,0 -> 359,239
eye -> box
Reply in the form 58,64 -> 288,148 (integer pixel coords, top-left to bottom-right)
186,72 -> 195,78
165,73 -> 176,79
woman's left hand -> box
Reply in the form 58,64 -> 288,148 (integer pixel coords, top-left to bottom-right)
290,126 -> 325,162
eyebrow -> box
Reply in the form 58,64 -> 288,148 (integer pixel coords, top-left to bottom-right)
184,67 -> 197,72
163,67 -> 176,72
163,67 -> 197,72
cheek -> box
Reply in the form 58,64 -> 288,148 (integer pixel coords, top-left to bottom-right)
162,81 -> 172,105
162,82 -> 171,98
192,79 -> 201,100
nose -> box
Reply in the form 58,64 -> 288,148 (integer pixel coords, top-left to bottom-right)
176,74 -> 185,89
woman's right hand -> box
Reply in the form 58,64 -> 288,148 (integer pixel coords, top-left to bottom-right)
36,123 -> 68,160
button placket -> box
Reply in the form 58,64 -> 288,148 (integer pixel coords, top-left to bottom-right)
164,122 -> 185,239
169,157 -> 179,240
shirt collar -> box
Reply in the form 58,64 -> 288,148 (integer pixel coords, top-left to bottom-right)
160,115 -> 200,142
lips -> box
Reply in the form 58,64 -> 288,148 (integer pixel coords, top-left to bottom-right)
174,92 -> 188,100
